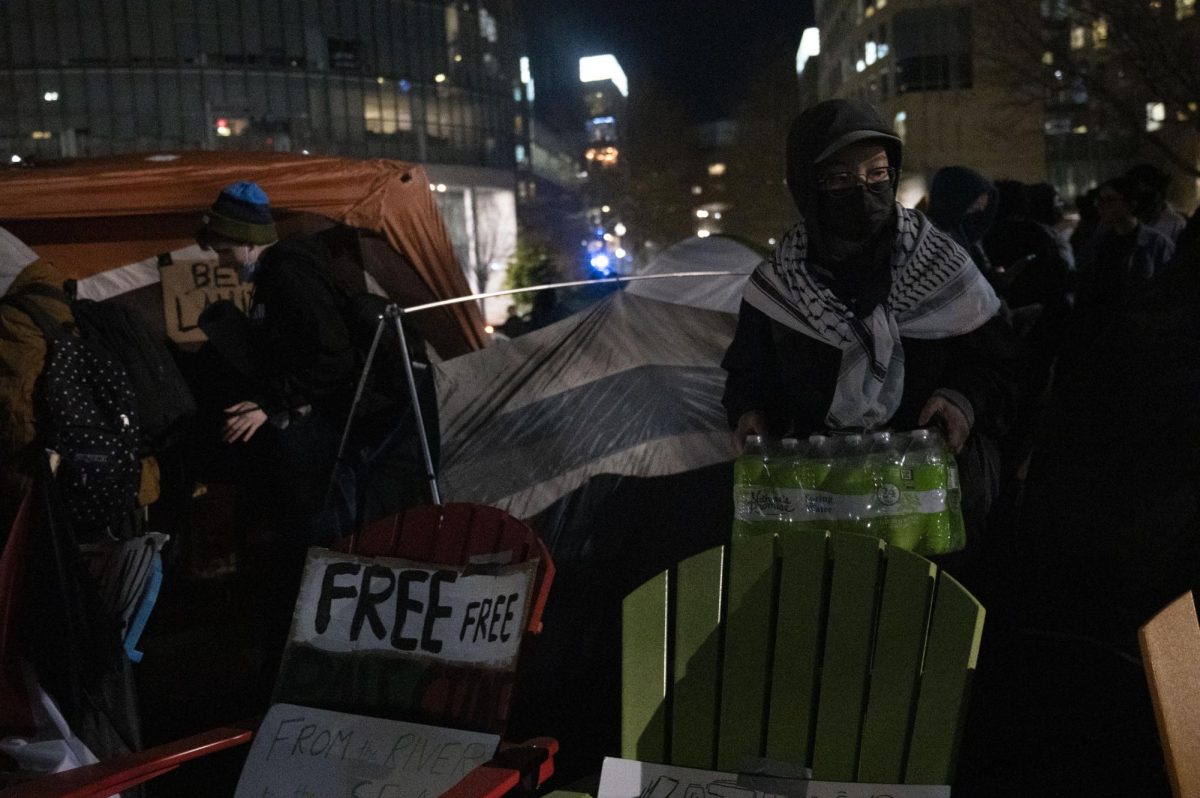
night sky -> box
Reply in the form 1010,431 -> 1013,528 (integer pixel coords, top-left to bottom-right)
522,0 -> 814,133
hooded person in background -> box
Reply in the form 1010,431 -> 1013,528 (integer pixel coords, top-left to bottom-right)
1126,163 -> 1188,244
926,165 -> 998,275
722,100 -> 1019,555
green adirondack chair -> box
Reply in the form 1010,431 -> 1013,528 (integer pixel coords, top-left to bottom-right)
620,529 -> 984,786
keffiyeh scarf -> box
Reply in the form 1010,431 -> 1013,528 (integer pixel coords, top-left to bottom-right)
743,206 -> 1000,430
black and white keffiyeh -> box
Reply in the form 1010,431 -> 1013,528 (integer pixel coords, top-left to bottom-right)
743,206 -> 1001,429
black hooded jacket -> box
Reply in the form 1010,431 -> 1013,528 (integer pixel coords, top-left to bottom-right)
927,166 -> 998,272
722,101 -> 1019,439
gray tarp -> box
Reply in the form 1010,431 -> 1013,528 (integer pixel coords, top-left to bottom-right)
433,236 -> 763,517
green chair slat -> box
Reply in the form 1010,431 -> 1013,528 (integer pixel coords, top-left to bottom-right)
811,532 -> 884,780
856,546 -> 937,783
765,529 -> 830,766
622,569 -> 670,762
716,535 -> 776,771
904,571 -> 985,784
671,546 -> 726,769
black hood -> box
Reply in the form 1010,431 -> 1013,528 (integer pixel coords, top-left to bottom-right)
927,165 -> 998,242
785,99 -> 903,217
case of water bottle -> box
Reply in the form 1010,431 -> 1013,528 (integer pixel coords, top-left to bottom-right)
732,429 -> 965,555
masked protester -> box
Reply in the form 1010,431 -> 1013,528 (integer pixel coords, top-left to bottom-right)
927,165 -> 998,275
721,100 -> 1019,545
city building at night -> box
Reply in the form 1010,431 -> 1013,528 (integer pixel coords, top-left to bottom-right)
578,53 -> 629,276
810,0 -> 1046,204
0,0 -> 525,315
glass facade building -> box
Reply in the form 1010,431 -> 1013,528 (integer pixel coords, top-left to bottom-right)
0,0 -> 519,168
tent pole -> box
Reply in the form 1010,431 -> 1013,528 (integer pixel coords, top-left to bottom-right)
325,311 -> 389,524
387,304 -> 442,505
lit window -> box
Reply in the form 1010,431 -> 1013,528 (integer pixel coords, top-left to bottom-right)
434,73 -> 447,83
707,162 -> 726,176
1073,124 -> 1088,134
696,229 -> 711,239
865,5 -> 875,16
614,222 -> 627,236
30,131 -> 52,140
1042,51 -> 1054,65
601,205 -> 611,213
856,59 -> 867,73
877,43 -> 890,58
865,41 -> 878,65
584,146 -> 619,167
1179,0 -> 1196,18
1070,25 -> 1087,49
1146,101 -> 1166,132
42,91 -> 59,102
691,185 -> 703,195
1092,17 -> 1108,48
696,209 -> 710,219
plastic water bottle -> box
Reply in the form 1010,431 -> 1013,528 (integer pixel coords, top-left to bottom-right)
792,434 -> 834,533
732,436 -> 794,539
823,434 -> 868,535
864,431 -> 917,549
943,434 -> 967,552
902,429 -> 952,554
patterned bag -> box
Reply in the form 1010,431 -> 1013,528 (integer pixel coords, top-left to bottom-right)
3,295 -> 140,531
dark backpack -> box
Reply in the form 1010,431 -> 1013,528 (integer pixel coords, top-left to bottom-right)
1,294 -> 141,531
70,296 -> 196,453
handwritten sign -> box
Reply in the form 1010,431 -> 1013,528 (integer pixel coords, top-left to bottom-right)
234,703 -> 499,798
597,758 -> 949,798
286,548 -> 536,668
159,244 -> 254,343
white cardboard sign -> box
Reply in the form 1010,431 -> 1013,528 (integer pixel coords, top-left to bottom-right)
597,757 -> 950,798
234,703 -> 499,798
288,548 -> 536,670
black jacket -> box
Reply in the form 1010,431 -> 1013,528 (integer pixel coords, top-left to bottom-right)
721,300 -> 1020,439
249,237 -> 356,419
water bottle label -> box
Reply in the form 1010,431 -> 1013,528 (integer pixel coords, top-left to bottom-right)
733,487 -> 804,521
800,490 -> 871,521
947,465 -> 960,490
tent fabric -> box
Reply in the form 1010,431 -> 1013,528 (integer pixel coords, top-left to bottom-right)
435,235 -> 763,519
0,151 -> 484,353
625,234 -> 764,314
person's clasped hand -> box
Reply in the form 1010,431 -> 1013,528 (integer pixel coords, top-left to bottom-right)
918,395 -> 969,454
223,401 -> 268,443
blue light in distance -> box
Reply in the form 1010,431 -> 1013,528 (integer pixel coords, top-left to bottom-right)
590,253 -> 612,274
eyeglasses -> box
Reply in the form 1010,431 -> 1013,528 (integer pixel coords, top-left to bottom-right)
816,166 -> 896,197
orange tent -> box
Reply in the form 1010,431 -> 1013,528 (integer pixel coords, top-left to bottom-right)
0,151 -> 485,356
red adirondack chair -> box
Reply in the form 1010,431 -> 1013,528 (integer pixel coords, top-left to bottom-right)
6,503 -> 557,798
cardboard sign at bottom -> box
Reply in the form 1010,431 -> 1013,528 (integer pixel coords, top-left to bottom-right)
234,704 -> 500,798
597,757 -> 950,798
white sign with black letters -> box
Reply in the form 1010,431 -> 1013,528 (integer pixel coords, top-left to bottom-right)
234,703 -> 500,798
287,548 -> 536,670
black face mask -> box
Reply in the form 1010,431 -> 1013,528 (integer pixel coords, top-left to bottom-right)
959,209 -> 992,245
818,184 -> 895,243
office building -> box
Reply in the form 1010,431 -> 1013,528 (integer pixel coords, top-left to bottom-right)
810,0 -> 1046,204
0,0 -> 523,313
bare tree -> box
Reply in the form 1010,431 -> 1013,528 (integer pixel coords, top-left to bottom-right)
977,0 -> 1200,177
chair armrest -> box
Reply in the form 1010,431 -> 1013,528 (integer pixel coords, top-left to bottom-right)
440,737 -> 559,798
4,719 -> 257,798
